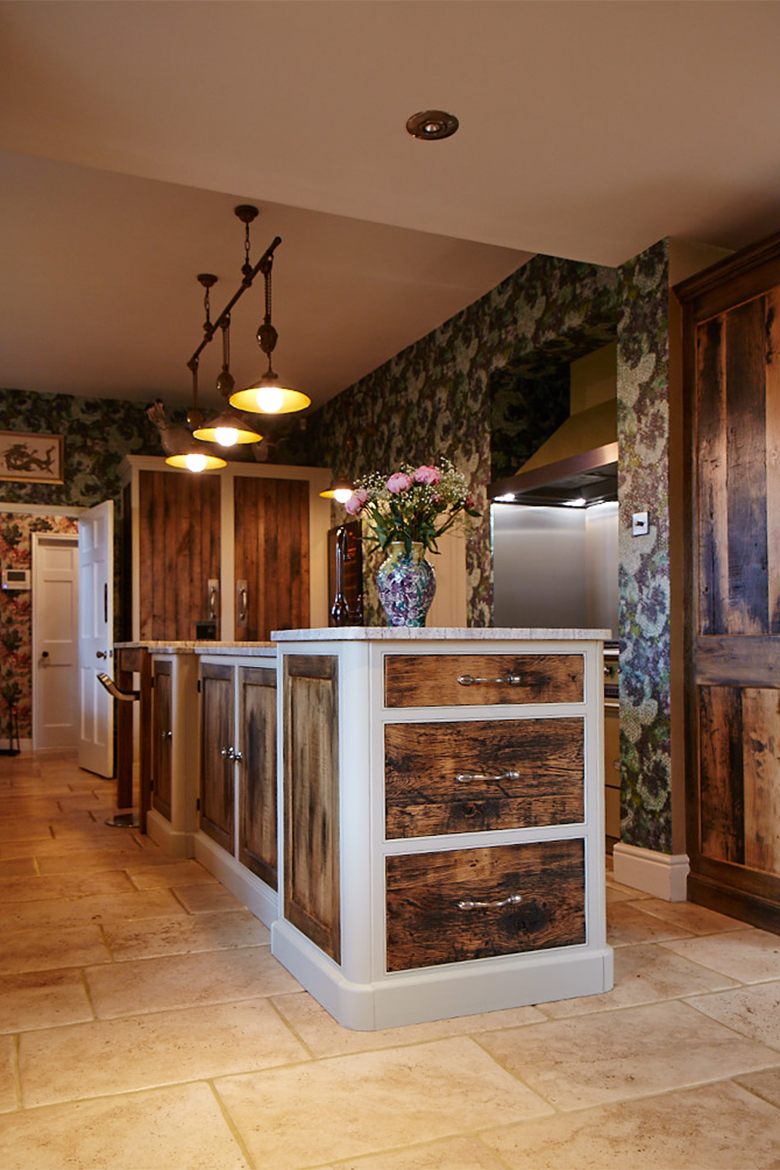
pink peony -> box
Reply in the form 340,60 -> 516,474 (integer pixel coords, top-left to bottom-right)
412,465 -> 442,486
386,472 -> 413,494
345,488 -> 369,515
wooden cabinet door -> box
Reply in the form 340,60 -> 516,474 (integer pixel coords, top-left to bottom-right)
234,476 -> 310,640
283,655 -> 340,962
151,660 -> 172,821
200,663 -> 235,853
138,470 -> 221,641
679,234 -> 780,930
239,666 -> 278,889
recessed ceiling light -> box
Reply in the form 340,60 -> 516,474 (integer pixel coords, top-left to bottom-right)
405,110 -> 459,141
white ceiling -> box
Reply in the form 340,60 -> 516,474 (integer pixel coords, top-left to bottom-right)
1,1 -> 780,413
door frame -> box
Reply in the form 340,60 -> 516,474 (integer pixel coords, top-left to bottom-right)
31,531 -> 79,751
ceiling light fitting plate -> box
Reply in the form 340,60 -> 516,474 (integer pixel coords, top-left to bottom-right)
406,110 -> 459,140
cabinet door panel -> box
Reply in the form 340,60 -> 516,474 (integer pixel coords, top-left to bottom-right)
283,655 -> 340,962
152,661 -> 172,821
239,666 -> 278,889
200,664 -> 234,852
385,717 -> 584,838
234,476 -> 309,641
386,839 -> 585,971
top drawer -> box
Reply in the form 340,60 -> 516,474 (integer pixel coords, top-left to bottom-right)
384,653 -> 584,708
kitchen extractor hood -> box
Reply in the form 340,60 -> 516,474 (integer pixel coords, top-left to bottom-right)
489,398 -> 617,507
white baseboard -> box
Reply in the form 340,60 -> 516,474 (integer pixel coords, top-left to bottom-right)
612,843 -> 690,902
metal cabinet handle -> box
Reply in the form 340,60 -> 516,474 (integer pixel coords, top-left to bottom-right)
162,730 -> 172,739
455,770 -> 520,784
220,746 -> 243,761
457,673 -> 522,687
457,894 -> 523,911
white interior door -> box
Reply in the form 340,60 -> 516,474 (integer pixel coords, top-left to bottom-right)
78,500 -> 114,776
32,533 -> 79,750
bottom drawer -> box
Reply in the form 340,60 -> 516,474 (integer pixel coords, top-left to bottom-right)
386,839 -> 585,972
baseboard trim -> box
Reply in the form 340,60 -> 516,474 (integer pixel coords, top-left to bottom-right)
612,843 -> 690,902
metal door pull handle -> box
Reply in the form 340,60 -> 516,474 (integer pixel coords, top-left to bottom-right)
457,673 -> 522,687
220,746 -> 243,761
455,770 -> 520,784
457,894 -> 523,910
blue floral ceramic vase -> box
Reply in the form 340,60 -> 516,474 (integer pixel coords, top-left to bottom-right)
376,542 -> 436,627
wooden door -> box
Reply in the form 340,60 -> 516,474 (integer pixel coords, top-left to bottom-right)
152,660 -> 172,821
238,665 -> 278,889
283,655 -> 340,962
234,476 -> 309,640
679,233 -> 780,931
200,663 -> 235,853
138,470 -> 221,641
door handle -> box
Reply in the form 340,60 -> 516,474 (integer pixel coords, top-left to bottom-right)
41,651 -> 49,659
96,650 -> 108,659
236,580 -> 248,624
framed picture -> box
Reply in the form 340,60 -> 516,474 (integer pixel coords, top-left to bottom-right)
0,432 -> 64,484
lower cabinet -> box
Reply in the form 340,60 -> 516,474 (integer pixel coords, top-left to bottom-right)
151,659 -> 173,822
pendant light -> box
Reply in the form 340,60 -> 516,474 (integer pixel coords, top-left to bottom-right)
192,316 -> 263,446
320,476 -> 355,503
165,284 -> 227,473
229,252 -> 311,415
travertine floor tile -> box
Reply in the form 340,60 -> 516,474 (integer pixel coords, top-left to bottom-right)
215,1036 -> 553,1170
0,831 -> 144,860
126,859 -> 218,889
0,869 -> 134,904
86,946 -> 301,1018
173,882 -> 246,913
0,857 -> 37,879
272,990 -> 546,1058
0,1034 -> 16,1113
19,998 -> 308,1106
661,928 -> 780,983
0,922 -> 111,976
0,819 -> 54,844
323,1135 -> 507,1169
481,1079 -> 780,1169
686,981 -> 780,1050
0,1082 -> 251,1169
1,887 -> 185,932
537,941 -> 739,1018
35,845 -> 172,875
734,1066 -> 780,1109
607,902 -> 694,947
477,1000 -> 778,1111
626,896 -> 747,935
0,969 -> 93,1033
102,908 -> 270,960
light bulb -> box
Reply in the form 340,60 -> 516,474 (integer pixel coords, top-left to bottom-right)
334,488 -> 353,504
184,452 -> 208,473
214,426 -> 239,447
255,385 -> 285,413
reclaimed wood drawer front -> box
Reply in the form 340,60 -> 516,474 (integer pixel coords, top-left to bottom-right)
386,839 -> 585,971
384,717 -> 584,838
384,654 -> 583,708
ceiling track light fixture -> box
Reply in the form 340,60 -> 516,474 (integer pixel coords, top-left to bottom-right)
405,109 -> 459,140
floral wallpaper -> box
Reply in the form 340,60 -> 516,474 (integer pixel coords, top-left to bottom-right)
308,251 -> 618,626
615,239 -> 672,852
0,513 -> 78,744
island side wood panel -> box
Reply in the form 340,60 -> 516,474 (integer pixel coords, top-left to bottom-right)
384,653 -> 584,708
386,839 -> 586,971
385,717 -> 584,838
283,655 -> 340,963
151,659 -> 173,822
239,665 -> 278,890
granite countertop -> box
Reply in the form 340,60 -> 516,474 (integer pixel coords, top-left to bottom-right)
270,627 -> 611,642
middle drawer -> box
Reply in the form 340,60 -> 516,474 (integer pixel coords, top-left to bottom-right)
384,717 -> 584,838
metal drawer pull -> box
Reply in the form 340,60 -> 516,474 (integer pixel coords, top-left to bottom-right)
457,894 -> 523,911
455,770 -> 520,784
457,673 -> 522,687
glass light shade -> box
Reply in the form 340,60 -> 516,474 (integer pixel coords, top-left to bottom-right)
229,374 -> 311,415
192,409 -> 262,446
165,449 -> 227,472
320,477 -> 355,503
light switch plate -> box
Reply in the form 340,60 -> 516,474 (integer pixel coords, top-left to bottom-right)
632,511 -> 649,536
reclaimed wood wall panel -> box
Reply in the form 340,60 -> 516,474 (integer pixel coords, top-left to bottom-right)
742,688 -> 780,876
239,666 -> 278,890
698,686 -> 744,865
283,655 -> 340,963
138,470 -> 221,640
200,664 -> 234,853
385,654 -> 584,708
385,718 -> 584,838
234,477 -> 309,641
697,315 -> 728,636
386,839 -> 585,971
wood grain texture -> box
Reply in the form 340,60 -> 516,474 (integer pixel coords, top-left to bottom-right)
199,663 -> 234,853
384,718 -> 584,838
151,660 -> 172,821
114,646 -> 151,831
234,476 -> 309,641
766,288 -> 780,633
742,688 -> 780,877
694,636 -> 780,687
698,686 -> 744,864
384,654 -> 584,709
283,655 -> 340,963
696,315 -> 728,635
238,666 -> 278,889
386,839 -> 585,972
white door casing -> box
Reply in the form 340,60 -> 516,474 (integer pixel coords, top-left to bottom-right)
78,500 -> 114,776
32,533 -> 79,750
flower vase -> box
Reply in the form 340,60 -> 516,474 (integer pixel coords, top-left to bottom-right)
376,542 -> 436,627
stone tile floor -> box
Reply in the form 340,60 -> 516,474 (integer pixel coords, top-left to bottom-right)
1,751 -> 780,1169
